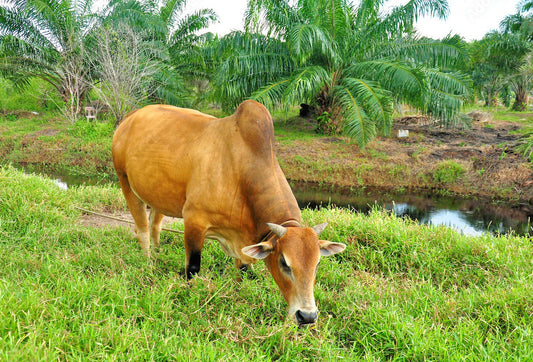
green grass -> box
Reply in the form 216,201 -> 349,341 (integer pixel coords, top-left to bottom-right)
1,165 -> 532,360
433,160 -> 467,184
0,113 -> 116,182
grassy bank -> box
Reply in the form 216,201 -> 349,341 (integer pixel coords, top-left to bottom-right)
0,112 -> 116,181
1,166 -> 532,360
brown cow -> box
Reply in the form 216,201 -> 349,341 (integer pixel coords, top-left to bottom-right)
112,100 -> 346,325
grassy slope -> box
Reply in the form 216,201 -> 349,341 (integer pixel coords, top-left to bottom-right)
1,166 -> 532,360
0,113 -> 116,181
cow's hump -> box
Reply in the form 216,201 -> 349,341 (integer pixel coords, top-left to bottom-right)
234,100 -> 274,154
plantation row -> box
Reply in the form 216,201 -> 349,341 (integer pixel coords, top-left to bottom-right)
1,0 -> 533,152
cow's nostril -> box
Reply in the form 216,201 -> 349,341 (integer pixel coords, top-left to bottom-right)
295,310 -> 318,325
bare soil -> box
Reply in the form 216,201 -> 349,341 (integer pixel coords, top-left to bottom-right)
78,210 -> 182,231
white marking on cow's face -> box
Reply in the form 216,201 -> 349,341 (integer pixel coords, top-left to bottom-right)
242,223 -> 346,325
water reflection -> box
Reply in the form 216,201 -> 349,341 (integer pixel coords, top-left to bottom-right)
389,203 -> 485,236
293,182 -> 532,237
54,178 -> 68,191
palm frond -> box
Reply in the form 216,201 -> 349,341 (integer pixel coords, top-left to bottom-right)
159,0 -> 186,28
168,9 -> 217,47
283,66 -> 332,106
360,0 -> 449,45
213,32 -> 294,110
347,60 -> 429,110
332,81 -> 376,148
425,69 -> 471,125
286,23 -> 336,66
251,79 -> 290,110
373,36 -> 468,70
335,77 -> 394,136
244,0 -> 299,37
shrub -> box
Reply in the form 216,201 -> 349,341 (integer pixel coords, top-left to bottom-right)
517,135 -> 533,163
433,161 -> 466,184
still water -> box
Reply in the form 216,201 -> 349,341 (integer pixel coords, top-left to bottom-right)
292,182 -> 532,237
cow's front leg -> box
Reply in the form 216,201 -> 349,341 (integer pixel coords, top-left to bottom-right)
235,259 -> 249,273
184,223 -> 206,280
149,208 -> 165,250
235,259 -> 255,281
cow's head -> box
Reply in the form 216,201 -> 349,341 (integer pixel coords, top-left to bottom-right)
242,223 -> 346,326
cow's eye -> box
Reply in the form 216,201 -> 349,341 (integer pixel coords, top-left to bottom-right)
280,255 -> 291,273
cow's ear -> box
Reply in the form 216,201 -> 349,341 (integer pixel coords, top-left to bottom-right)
319,240 -> 346,257
312,223 -> 328,236
242,241 -> 274,259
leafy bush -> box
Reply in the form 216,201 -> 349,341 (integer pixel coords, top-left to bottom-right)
0,77 -> 60,112
433,160 -> 466,184
316,111 -> 337,135
517,135 -> 533,163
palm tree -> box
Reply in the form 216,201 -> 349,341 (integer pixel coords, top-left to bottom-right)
0,0 -> 216,119
501,0 -> 533,41
214,0 -> 471,147
0,0 -> 101,119
500,2 -> 533,111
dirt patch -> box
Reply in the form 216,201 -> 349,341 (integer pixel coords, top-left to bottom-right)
28,129 -> 61,137
78,209 -> 182,231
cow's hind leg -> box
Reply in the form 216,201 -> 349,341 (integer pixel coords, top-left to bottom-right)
183,222 -> 206,280
149,209 -> 165,250
118,174 -> 150,257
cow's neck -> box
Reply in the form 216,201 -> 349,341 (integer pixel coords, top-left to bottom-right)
245,168 -> 302,242
231,106 -> 301,241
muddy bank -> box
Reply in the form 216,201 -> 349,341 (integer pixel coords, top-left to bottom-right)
276,115 -> 533,206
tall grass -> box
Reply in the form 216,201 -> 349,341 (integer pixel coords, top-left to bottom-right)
1,165 -> 532,360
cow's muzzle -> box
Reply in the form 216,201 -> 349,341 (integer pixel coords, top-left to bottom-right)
295,310 -> 318,326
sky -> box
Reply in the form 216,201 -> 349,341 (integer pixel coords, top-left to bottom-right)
184,0 -> 523,41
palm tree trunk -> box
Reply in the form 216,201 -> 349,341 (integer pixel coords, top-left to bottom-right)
511,77 -> 528,111
512,90 -> 528,111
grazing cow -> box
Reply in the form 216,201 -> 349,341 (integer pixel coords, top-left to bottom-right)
112,100 -> 346,325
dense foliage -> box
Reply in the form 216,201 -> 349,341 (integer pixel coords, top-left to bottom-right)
0,0 -> 215,121
0,0 -> 532,152
213,0 -> 471,147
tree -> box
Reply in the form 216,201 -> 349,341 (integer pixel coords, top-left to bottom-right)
214,0 -> 471,147
500,2 -> 533,111
501,0 -> 533,41
508,53 -> 533,111
87,23 -> 173,125
0,0 -> 101,120
471,33 -> 531,109
102,0 -> 217,106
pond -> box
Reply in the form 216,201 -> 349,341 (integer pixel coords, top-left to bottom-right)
16,164 -> 532,237
291,181 -> 532,237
